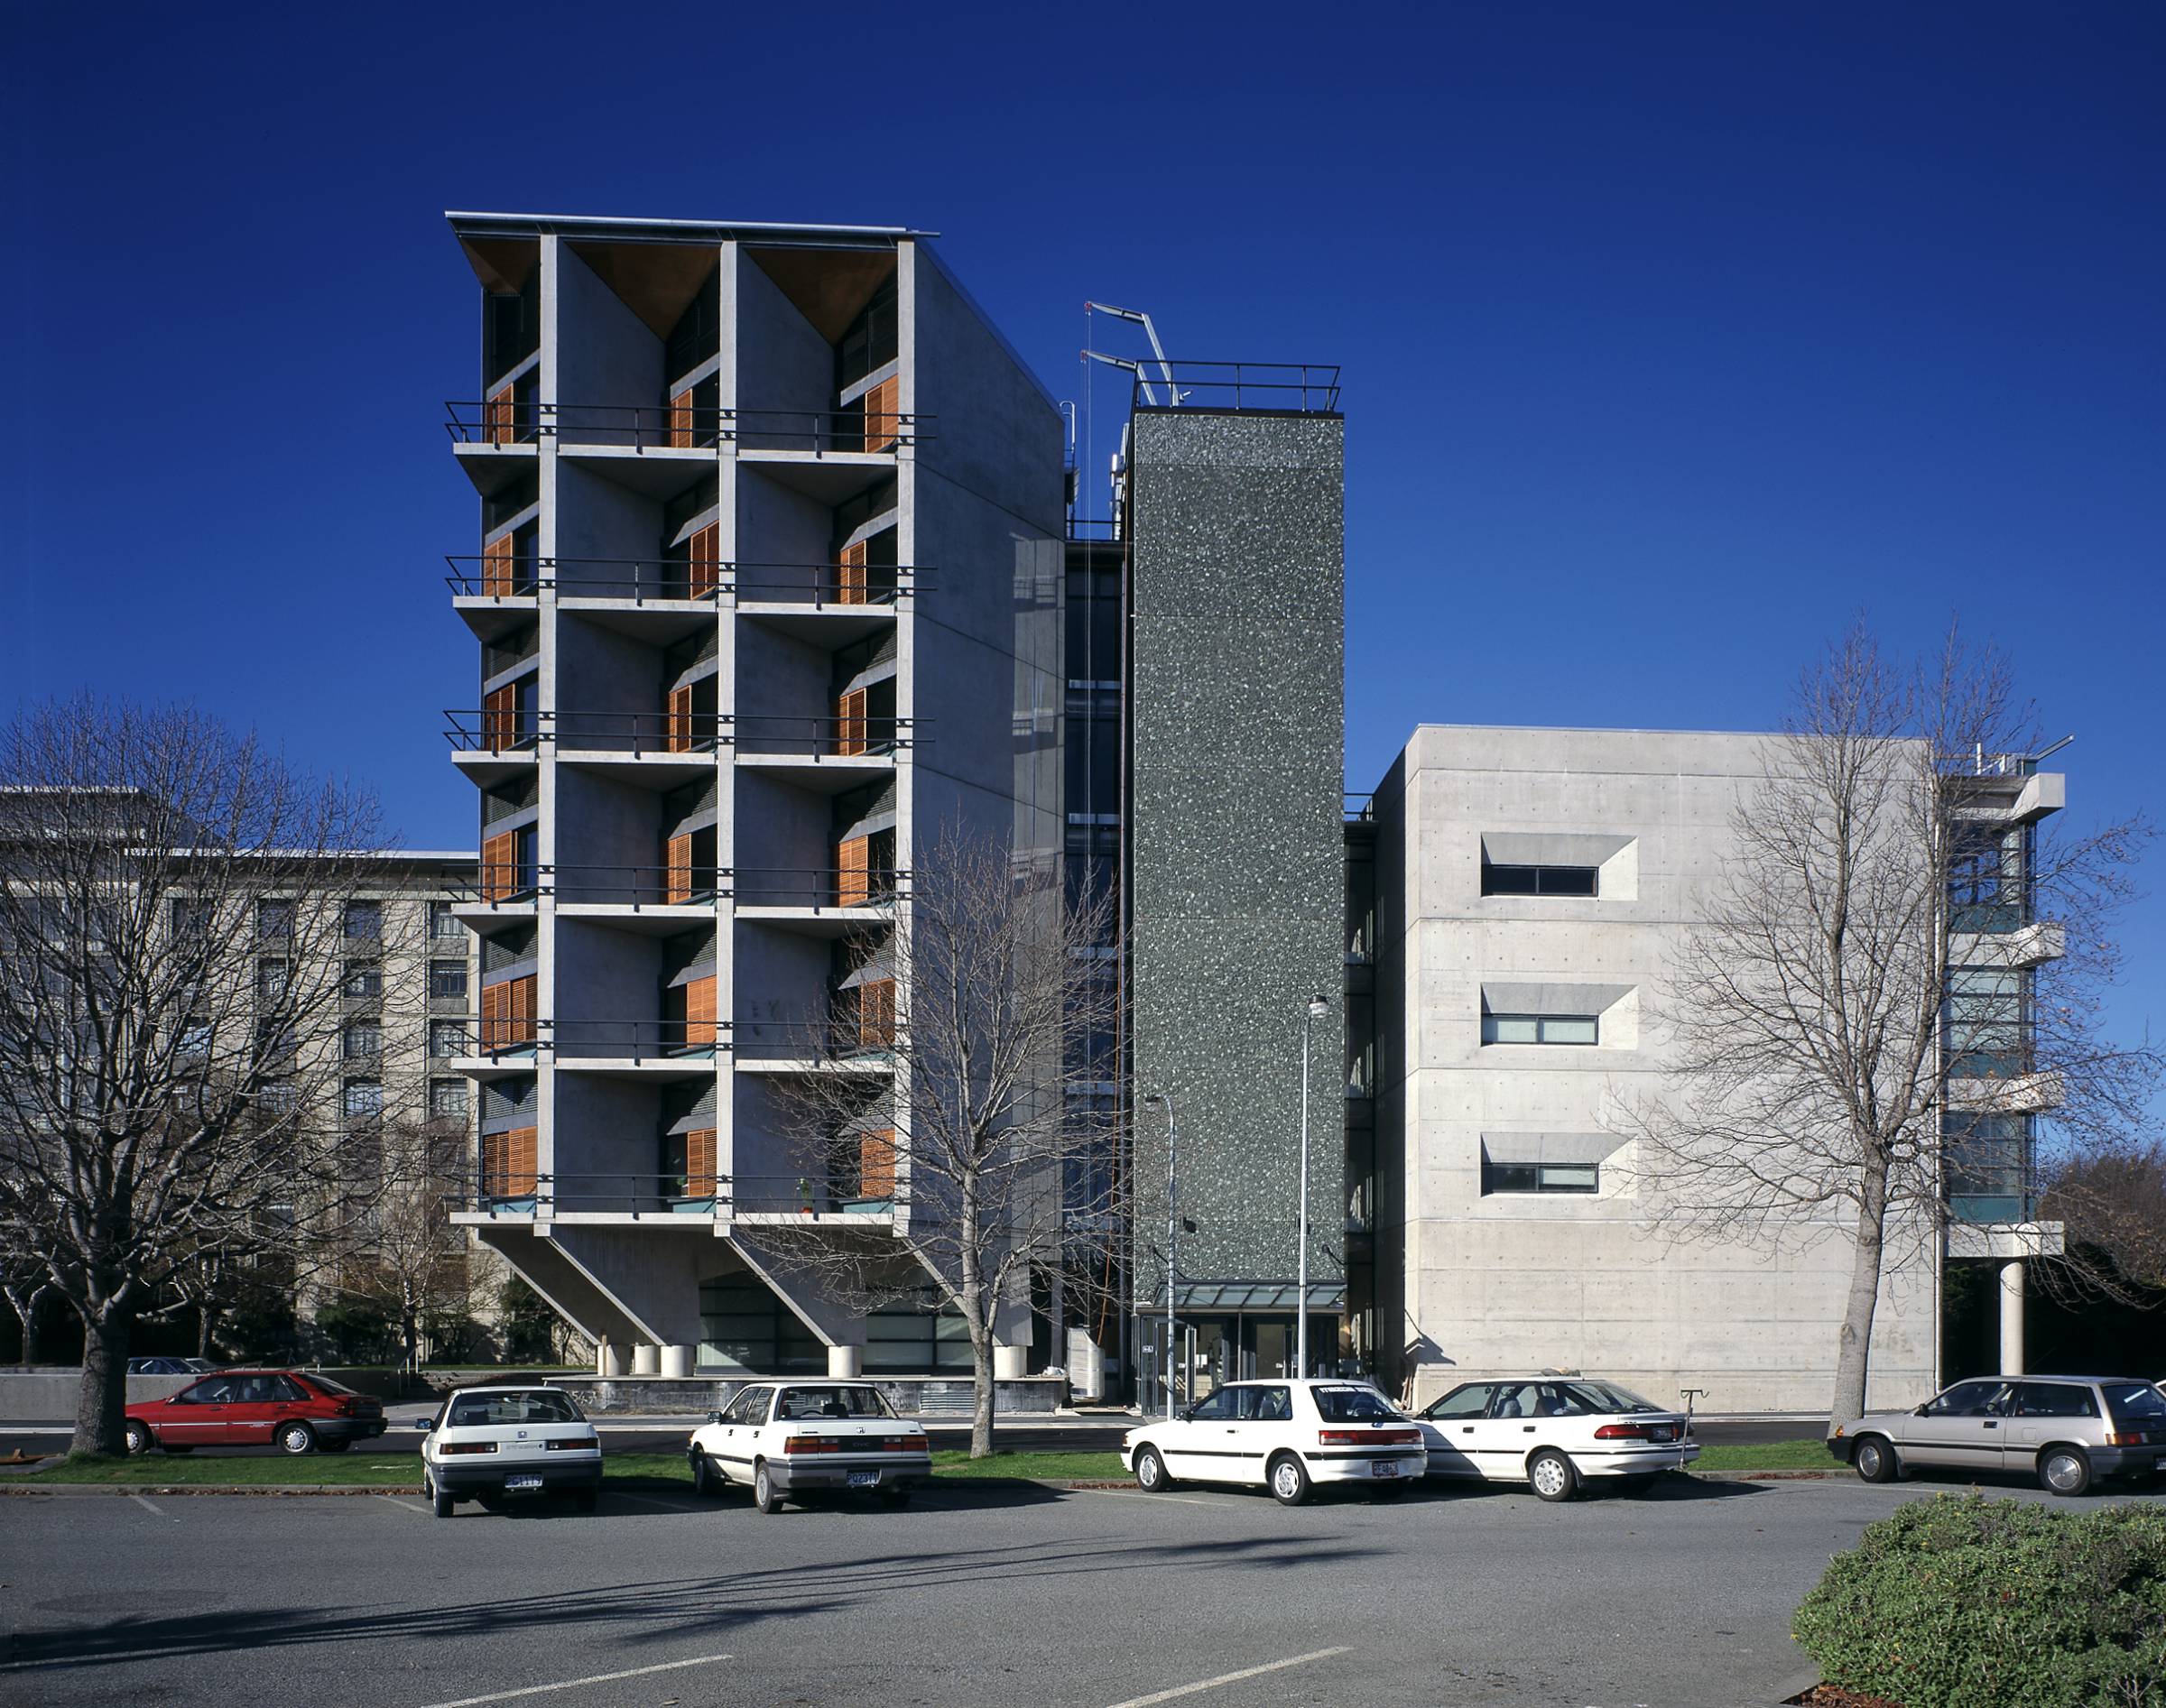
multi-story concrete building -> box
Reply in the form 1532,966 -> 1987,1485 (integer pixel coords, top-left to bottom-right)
442,213 -> 1063,1381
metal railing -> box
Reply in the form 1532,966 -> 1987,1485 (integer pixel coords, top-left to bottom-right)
446,556 -> 921,606
735,866 -> 905,909
442,1017 -> 729,1062
447,863 -> 906,909
737,713 -> 910,758
446,400 -> 930,453
734,1020 -> 900,1063
443,709 -> 730,755
1129,360 -> 1341,414
457,1169 -> 900,1216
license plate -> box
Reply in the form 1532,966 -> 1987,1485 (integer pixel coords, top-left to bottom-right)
847,1470 -> 878,1490
1650,1426 -> 1676,1442
1371,1460 -> 1400,1478
504,1474 -> 543,1492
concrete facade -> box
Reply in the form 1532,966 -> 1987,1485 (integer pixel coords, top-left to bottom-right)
1371,725 -> 1943,1414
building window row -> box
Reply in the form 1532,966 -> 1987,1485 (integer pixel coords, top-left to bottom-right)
1482,1160 -> 1599,1195
1481,1013 -> 1598,1046
1480,863 -> 1598,897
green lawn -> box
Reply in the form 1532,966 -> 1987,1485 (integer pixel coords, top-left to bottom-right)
1692,1437 -> 1835,1473
930,1450 -> 1128,1481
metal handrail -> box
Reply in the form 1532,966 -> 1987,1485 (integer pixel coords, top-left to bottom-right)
444,1016 -> 730,1061
736,714 -> 912,758
734,867 -> 906,909
444,709 -> 732,755
734,1020 -> 902,1063
1126,360 -> 1342,414
448,863 -> 907,909
446,400 -> 931,453
446,556 -> 921,605
458,1169 -> 902,1215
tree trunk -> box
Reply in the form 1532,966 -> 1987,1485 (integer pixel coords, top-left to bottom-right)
969,1329 -> 996,1459
74,1307 -> 134,1456
1831,1158 -> 1891,1421
195,1304 -> 216,1363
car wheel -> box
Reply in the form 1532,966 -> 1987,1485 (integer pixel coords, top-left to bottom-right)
2040,1446 -> 2092,1497
427,1472 -> 454,1519
689,1449 -> 717,1497
1267,1453 -> 1311,1507
124,1420 -> 153,1455
1134,1445 -> 1172,1493
1528,1450 -> 1577,1503
754,1460 -> 782,1514
1852,1436 -> 1898,1484
276,1421 -> 317,1455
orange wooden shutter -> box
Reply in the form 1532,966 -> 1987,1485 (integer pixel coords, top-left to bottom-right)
666,684 -> 694,752
859,1128 -> 896,1198
838,540 -> 866,605
486,381 -> 516,446
669,387 -> 695,448
479,979 -> 504,1051
858,977 -> 896,1049
666,834 -> 693,903
688,522 -> 720,599
482,534 -> 514,596
864,376 -> 899,452
685,1128 -> 717,1196
483,974 -> 535,1050
505,1126 -> 538,1196
483,683 -> 516,752
837,836 -> 869,907
834,688 -> 866,757
684,974 -> 717,1048
481,831 -> 515,902
482,1130 -> 505,1196
512,974 -> 535,1048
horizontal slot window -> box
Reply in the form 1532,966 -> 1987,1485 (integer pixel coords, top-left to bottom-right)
1482,863 -> 1597,897
1482,1013 -> 1598,1046
1483,1161 -> 1599,1195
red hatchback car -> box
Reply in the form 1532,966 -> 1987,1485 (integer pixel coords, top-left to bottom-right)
125,1370 -> 387,1456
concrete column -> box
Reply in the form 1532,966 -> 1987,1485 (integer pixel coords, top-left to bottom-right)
631,1343 -> 661,1377
827,1344 -> 864,1379
2000,1261 -> 2026,1375
597,1339 -> 626,1378
660,1343 -> 694,1380
993,1343 -> 1028,1381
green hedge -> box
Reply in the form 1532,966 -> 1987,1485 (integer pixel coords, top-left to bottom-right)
1793,1494 -> 2166,1706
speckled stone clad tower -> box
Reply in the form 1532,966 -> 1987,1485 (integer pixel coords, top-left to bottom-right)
1126,402 -> 1347,1391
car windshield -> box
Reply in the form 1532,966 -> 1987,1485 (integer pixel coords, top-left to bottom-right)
1311,1386 -> 1402,1422
447,1390 -> 583,1427
2105,1384 -> 2166,1425
774,1386 -> 893,1421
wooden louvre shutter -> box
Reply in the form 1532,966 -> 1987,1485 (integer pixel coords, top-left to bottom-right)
669,387 -> 696,448
684,974 -> 717,1048
486,380 -> 516,446
666,684 -> 694,752
483,683 -> 516,752
864,376 -> 899,453
688,522 -> 720,599
481,1130 -> 506,1197
666,834 -> 693,903
837,540 -> 866,605
685,1128 -> 717,1196
482,533 -> 514,596
837,836 -> 869,907
482,975 -> 536,1052
834,688 -> 867,757
858,977 -> 896,1049
858,1128 -> 896,1199
481,831 -> 516,902
504,1126 -> 538,1196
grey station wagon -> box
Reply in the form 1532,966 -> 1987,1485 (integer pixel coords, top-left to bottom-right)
1828,1374 -> 2166,1496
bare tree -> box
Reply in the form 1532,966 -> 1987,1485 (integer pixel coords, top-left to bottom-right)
327,1115 -> 473,1374
0,696 -> 390,1454
741,828 -> 1122,1458
2035,1143 -> 2166,1299
1620,623 -> 2157,1420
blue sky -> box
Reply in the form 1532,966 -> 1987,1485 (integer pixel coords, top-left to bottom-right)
5,2 -> 2161,1070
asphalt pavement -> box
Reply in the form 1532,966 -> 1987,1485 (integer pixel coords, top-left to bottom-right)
7,1472 -> 2128,1708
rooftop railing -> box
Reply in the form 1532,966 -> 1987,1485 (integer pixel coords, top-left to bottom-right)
1129,360 -> 1342,415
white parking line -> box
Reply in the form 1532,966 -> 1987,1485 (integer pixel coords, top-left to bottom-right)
374,1493 -> 432,1515
1075,1487 -> 1222,1509
129,1493 -> 171,1519
1103,1646 -> 1349,1708
607,1491 -> 704,1513
418,1652 -> 736,1708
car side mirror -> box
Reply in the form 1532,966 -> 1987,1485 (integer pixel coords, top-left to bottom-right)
413,1418 -> 431,1431
707,1410 -> 724,1426
1177,1408 -> 1195,1423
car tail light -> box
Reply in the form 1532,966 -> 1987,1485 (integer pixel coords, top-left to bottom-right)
1594,1425 -> 1651,1440
882,1436 -> 925,1452
439,1442 -> 497,1456
2108,1432 -> 2152,1447
546,1435 -> 597,1451
1319,1428 -> 1421,1446
782,1436 -> 843,1454
334,1399 -> 360,1416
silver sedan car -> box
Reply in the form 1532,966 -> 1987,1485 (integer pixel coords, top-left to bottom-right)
1828,1374 -> 2166,1496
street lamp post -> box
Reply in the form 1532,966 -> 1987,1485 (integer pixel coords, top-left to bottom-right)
1144,1090 -> 1179,1419
1297,992 -> 1328,1381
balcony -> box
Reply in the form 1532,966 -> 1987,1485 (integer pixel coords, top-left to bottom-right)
734,1014 -> 899,1075
736,864 -> 905,936
735,714 -> 910,793
445,708 -> 731,788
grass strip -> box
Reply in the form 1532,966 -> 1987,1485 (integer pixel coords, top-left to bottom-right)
1691,1438 -> 1835,1473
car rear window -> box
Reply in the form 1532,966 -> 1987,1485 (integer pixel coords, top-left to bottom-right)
1311,1386 -> 1402,1422
448,1390 -> 584,1427
2105,1384 -> 2166,1425
775,1386 -> 893,1420
308,1375 -> 361,1397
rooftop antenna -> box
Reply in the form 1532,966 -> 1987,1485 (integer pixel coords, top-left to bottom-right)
1083,300 -> 1180,405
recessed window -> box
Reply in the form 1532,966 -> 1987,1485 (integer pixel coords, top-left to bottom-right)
343,1020 -> 382,1061
342,1078 -> 383,1120
430,900 -> 462,940
1483,1160 -> 1600,1195
344,900 -> 383,940
1482,863 -> 1597,897
1482,1013 -> 1598,1046
430,1020 -> 465,1059
430,1077 -> 469,1119
430,960 -> 469,1001
344,960 -> 382,1000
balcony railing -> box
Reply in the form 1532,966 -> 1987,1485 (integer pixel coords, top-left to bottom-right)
446,557 -> 921,605
445,1017 -> 730,1062
734,1020 -> 901,1063
737,714 -> 911,758
448,863 -> 907,909
456,1169 -> 898,1217
446,401 -> 930,453
444,709 -> 729,755
1125,360 -> 1342,415
735,866 -> 905,909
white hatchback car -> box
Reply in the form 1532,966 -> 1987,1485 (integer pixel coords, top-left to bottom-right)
1412,1375 -> 1699,1501
1123,1379 -> 1426,1505
685,1380 -> 931,1513
417,1384 -> 603,1519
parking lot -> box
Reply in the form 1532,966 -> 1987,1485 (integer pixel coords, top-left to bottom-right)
6,1472 -> 2150,1708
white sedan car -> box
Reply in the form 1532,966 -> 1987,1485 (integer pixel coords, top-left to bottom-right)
686,1380 -> 931,1513
1123,1379 -> 1427,1505
1413,1376 -> 1699,1500
417,1384 -> 602,1518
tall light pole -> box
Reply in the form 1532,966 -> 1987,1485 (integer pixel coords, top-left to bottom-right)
1297,992 -> 1328,1380
1143,1090 -> 1179,1418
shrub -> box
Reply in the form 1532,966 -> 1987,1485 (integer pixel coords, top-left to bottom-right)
1793,1494 -> 2166,1706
